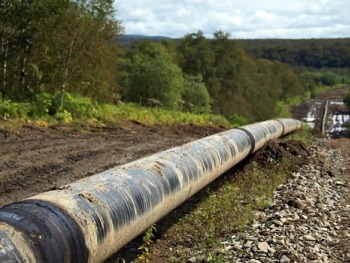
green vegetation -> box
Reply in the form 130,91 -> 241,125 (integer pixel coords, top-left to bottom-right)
137,224 -> 157,263
1,2 -> 349,128
1,0 -> 122,106
241,38 -> 350,69
0,91 -> 230,129
286,124 -> 314,145
119,40 -> 184,110
175,31 -> 305,121
300,70 -> 350,98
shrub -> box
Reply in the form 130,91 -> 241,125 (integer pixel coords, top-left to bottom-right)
54,110 -> 73,123
29,92 -> 53,117
52,92 -> 98,118
0,99 -> 30,119
182,75 -> 212,114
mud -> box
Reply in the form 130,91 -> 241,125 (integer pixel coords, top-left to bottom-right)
0,122 -> 224,207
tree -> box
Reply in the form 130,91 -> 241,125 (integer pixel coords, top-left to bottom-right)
121,41 -> 184,109
177,31 -> 214,79
208,31 -> 254,118
271,61 -> 303,101
0,0 -> 123,105
181,75 -> 212,114
0,0 -> 33,100
248,59 -> 282,120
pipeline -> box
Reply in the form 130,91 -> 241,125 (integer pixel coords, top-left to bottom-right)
321,100 -> 329,135
0,119 -> 301,263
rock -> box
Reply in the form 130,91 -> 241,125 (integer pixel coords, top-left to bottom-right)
280,255 -> 290,263
304,234 -> 316,241
257,241 -> 270,252
217,141 -> 349,262
244,240 -> 253,248
306,251 -> 318,260
335,181 -> 346,186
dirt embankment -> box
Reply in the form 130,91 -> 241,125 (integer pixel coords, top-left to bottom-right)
0,122 -> 224,207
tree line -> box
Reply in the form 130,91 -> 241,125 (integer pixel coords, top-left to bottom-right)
1,0 -> 122,107
241,38 -> 350,69
0,1 -> 317,123
118,31 -> 306,122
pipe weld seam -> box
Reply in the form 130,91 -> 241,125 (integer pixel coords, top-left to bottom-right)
234,127 -> 255,155
275,119 -> 285,136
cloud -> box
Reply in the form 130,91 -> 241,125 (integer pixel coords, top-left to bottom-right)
115,0 -> 350,39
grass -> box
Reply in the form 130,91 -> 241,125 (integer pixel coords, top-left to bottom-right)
0,99 -> 231,130
94,103 -> 231,128
286,124 -> 314,145
313,84 -> 348,97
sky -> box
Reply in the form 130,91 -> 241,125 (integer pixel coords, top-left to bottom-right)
114,0 -> 350,39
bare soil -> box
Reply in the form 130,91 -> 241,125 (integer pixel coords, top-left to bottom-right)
0,122 -> 224,207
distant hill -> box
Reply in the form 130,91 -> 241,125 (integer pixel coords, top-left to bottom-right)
117,34 -> 176,45
240,38 -> 350,68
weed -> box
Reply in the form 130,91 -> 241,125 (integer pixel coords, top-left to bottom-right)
0,94 -> 231,129
206,253 -> 227,263
137,224 -> 156,262
285,124 -> 313,145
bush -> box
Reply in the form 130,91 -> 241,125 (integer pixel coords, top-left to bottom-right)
52,92 -> 98,118
182,75 -> 212,114
0,99 -> 30,119
29,92 -> 53,117
228,113 -> 248,127
54,110 -> 73,123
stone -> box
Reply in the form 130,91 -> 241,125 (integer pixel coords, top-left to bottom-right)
257,241 -> 270,253
218,142 -> 348,262
280,255 -> 290,263
304,235 -> 316,241
244,240 -> 253,248
335,181 -> 345,186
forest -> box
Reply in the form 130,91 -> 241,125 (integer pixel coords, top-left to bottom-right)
241,38 -> 350,69
1,1 -> 349,126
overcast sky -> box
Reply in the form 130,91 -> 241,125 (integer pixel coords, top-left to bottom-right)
114,0 -> 350,39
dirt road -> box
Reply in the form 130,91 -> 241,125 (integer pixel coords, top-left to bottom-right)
0,122 -> 224,207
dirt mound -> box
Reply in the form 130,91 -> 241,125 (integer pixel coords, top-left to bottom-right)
251,139 -> 310,171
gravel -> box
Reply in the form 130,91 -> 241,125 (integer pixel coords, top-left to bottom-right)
189,139 -> 350,263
